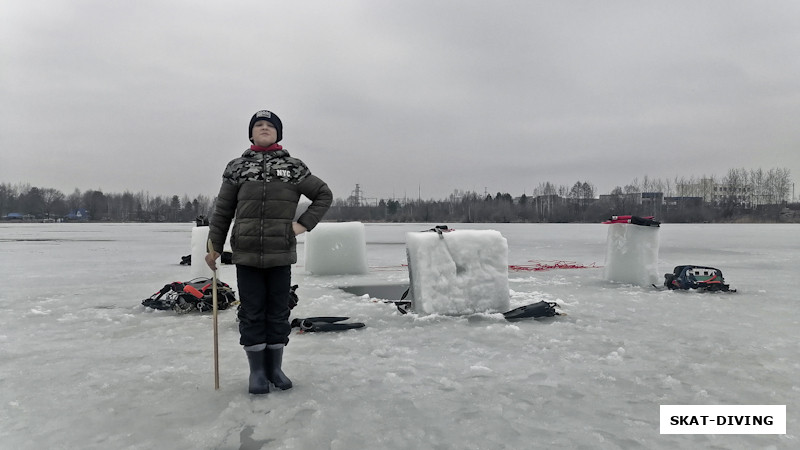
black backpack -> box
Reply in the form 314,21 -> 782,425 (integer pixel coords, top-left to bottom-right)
142,277 -> 238,313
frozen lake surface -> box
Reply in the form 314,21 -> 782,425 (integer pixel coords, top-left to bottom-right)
1,222 -> 798,449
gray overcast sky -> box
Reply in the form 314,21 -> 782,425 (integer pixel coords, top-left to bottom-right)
2,0 -> 799,202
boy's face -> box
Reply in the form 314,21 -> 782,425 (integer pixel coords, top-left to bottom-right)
251,120 -> 278,147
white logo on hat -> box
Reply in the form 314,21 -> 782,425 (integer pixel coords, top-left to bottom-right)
256,110 -> 272,118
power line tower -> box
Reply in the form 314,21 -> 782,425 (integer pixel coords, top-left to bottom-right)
348,184 -> 363,207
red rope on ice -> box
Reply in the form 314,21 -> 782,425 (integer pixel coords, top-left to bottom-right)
364,261 -> 600,272
508,260 -> 599,272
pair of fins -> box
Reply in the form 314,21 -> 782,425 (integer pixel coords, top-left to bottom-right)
290,316 -> 365,332
389,299 -> 561,320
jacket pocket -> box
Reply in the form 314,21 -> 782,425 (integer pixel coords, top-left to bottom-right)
230,222 -> 238,249
285,223 -> 294,249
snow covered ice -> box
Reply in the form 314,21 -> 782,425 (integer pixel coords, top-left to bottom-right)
1,222 -> 798,449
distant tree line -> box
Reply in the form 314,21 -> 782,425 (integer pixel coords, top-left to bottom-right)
327,167 -> 796,223
2,167 -> 795,223
0,183 -> 214,222
325,190 -> 795,224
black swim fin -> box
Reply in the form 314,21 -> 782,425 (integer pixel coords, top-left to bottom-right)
291,317 -> 366,332
302,321 -> 365,332
294,316 -> 350,324
503,301 -> 559,320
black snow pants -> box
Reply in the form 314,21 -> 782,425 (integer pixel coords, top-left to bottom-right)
236,264 -> 292,347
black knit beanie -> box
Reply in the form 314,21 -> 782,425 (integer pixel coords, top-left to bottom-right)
248,110 -> 283,143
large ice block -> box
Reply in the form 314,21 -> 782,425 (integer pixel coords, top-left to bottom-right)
603,223 -> 660,286
406,229 -> 510,315
304,222 -> 368,275
190,226 -> 213,278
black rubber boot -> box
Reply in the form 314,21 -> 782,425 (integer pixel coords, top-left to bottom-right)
245,349 -> 270,395
265,344 -> 292,390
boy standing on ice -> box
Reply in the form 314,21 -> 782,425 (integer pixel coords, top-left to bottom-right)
205,109 -> 332,394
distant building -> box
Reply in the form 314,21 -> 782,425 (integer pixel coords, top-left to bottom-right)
664,197 -> 703,208
676,178 -> 752,206
598,192 -> 663,205
596,192 -> 664,217
598,192 -> 639,204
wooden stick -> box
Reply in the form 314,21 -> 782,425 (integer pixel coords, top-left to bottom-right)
208,239 -> 220,390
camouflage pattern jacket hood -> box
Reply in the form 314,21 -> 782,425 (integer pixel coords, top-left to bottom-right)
208,147 -> 332,268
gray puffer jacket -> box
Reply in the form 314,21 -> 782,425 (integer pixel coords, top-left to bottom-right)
208,147 -> 332,268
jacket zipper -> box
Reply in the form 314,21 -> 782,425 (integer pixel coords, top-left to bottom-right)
260,157 -> 268,267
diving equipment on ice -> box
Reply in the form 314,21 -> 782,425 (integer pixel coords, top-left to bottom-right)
602,215 -> 661,227
142,277 -> 237,313
663,265 -> 734,292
